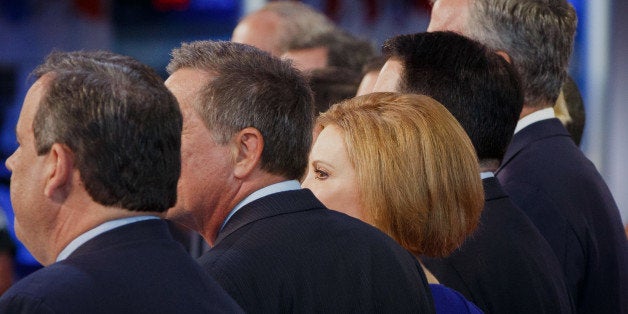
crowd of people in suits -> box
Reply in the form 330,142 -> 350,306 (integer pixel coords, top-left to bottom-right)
0,0 -> 626,313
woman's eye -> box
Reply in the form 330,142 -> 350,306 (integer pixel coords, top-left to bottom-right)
314,168 -> 329,180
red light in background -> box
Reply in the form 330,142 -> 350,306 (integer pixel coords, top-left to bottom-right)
152,0 -> 190,11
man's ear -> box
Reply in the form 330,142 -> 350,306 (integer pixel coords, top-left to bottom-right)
44,143 -> 74,200
496,50 -> 512,64
233,127 -> 264,179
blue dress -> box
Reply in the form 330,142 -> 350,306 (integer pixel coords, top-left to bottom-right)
430,284 -> 483,314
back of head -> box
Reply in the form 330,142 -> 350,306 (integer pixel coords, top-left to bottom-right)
466,0 -> 577,108
287,30 -> 377,73
318,92 -> 484,257
308,66 -> 362,114
32,51 -> 182,212
383,31 -> 523,163
167,41 -> 314,180
258,1 -> 336,55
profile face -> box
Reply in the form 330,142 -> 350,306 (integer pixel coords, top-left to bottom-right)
164,68 -> 236,231
427,0 -> 472,34
301,125 -> 364,221
5,74 -> 53,261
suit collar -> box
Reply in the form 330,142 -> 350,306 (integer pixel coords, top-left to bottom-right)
215,189 -> 325,244
483,177 -> 508,201
57,216 -> 160,262
497,118 -> 570,173
68,219 -> 171,259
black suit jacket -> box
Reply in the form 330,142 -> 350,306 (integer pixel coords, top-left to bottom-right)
0,219 -> 243,313
422,177 -> 574,313
199,188 -> 436,313
496,118 -> 628,313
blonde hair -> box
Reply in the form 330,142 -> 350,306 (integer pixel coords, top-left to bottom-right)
318,92 -> 484,257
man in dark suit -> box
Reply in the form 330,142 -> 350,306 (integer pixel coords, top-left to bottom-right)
0,51 -> 242,313
428,0 -> 628,312
374,31 -> 573,313
164,40 -> 435,313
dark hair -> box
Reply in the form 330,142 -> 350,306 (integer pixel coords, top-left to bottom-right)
383,31 -> 523,162
32,50 -> 182,212
167,41 -> 314,179
308,67 -> 362,114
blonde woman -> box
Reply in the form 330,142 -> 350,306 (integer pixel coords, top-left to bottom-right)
303,92 -> 484,313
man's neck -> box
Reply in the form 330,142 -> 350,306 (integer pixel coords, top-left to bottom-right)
479,159 -> 500,174
201,172 -> 288,245
519,102 -> 554,119
49,203 -> 158,265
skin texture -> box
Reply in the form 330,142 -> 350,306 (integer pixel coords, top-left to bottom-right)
164,68 -> 239,242
301,125 -> 364,221
372,60 -> 404,93
427,0 -> 471,34
6,76 -> 55,264
281,47 -> 329,72
165,67 -> 286,244
356,71 -> 380,96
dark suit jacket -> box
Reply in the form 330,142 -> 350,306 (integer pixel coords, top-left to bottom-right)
0,219 -> 243,313
496,118 -> 628,314
198,189 -> 436,313
422,177 -> 574,314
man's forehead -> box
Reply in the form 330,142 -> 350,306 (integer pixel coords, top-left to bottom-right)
371,60 -> 403,93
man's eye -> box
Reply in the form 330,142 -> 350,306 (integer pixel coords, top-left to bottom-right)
314,169 -> 329,180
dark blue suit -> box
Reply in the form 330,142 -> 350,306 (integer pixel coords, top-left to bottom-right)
0,219 -> 243,313
199,189 -> 436,313
496,118 -> 628,313
422,177 -> 574,314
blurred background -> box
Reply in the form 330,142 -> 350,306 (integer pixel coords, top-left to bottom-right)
0,0 -> 626,273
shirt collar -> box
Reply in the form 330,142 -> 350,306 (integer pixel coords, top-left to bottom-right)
514,107 -> 555,134
480,171 -> 495,179
56,216 -> 159,262
220,180 -> 301,231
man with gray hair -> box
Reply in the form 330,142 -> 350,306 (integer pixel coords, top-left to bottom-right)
165,40 -> 435,312
428,1 -> 628,312
231,1 -> 336,56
